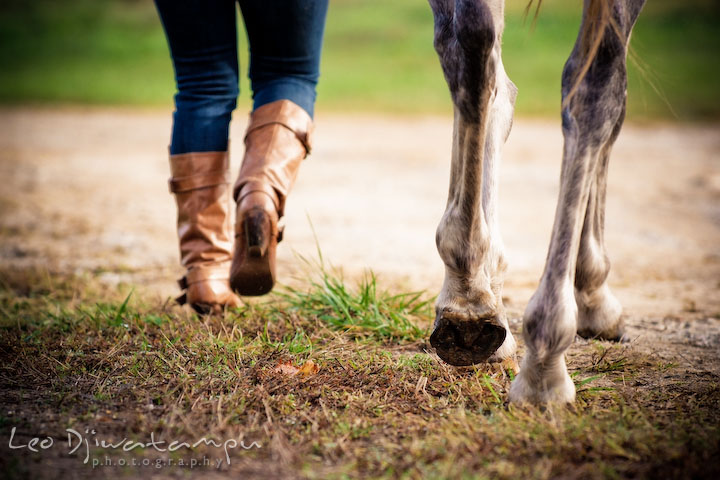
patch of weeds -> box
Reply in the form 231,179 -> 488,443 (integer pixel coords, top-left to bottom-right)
277,249 -> 432,343
656,361 -> 677,371
259,325 -> 315,356
77,289 -> 134,329
479,373 -> 503,405
395,353 -> 435,374
573,373 -> 615,400
590,343 -> 629,373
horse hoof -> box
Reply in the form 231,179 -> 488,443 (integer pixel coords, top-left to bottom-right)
430,307 -> 507,366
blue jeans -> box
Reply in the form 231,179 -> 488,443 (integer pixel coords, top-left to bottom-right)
154,0 -> 329,155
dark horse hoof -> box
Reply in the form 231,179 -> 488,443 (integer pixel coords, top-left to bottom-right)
430,307 -> 507,366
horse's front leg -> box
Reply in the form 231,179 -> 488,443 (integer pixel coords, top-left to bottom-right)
509,0 -> 647,404
428,0 -> 517,365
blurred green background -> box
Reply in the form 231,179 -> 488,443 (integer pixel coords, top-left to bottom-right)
0,0 -> 718,121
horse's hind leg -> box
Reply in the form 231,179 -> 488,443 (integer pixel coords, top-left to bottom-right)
428,0 -> 517,365
509,0 -> 646,404
575,137 -> 626,341
575,0 -> 648,342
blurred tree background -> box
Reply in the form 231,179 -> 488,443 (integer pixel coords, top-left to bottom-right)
0,0 -> 718,121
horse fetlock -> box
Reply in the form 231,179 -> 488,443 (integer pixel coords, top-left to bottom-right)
522,281 -> 577,361
436,217 -> 487,275
509,353 -> 575,405
576,284 -> 625,341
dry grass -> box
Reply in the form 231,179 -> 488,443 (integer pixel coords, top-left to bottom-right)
0,266 -> 718,479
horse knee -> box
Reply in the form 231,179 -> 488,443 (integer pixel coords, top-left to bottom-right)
454,0 -> 496,55
561,11 -> 630,141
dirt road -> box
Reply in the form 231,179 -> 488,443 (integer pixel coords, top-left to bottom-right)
1,108 -> 719,356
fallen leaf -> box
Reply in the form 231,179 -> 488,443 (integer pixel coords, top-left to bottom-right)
298,360 -> 319,376
274,361 -> 300,376
274,360 -> 319,377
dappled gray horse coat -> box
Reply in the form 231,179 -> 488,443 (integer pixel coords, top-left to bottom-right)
427,0 -> 646,403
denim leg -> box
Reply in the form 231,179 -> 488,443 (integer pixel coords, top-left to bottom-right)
238,0 -> 329,118
154,0 -> 239,155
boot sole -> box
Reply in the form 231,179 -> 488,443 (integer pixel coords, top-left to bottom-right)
230,209 -> 276,296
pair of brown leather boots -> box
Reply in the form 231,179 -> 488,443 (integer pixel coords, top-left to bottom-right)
168,100 -> 313,313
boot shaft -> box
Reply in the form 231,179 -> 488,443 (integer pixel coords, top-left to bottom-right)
169,150 -> 234,268
234,100 -> 314,217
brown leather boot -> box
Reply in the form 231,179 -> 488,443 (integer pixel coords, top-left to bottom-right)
169,150 -> 241,313
230,100 -> 313,296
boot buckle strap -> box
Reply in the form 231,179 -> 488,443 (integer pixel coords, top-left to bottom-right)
169,171 -> 230,193
245,122 -> 313,155
236,182 -> 280,213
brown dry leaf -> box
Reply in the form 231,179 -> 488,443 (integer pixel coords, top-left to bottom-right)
274,361 -> 300,376
297,360 -> 320,376
274,360 -> 319,377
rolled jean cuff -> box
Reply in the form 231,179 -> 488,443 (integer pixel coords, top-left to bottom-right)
252,79 -> 317,119
169,111 -> 232,155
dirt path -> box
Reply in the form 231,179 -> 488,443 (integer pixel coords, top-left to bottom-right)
1,107 -> 719,364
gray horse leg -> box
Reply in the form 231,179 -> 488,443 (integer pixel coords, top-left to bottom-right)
428,0 -> 517,365
510,0 -> 646,403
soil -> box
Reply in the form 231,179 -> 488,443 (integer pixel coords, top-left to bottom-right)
1,106 -> 719,369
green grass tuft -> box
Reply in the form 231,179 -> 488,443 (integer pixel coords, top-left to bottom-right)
276,252 -> 432,342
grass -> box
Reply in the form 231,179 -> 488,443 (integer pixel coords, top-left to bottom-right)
277,251 -> 431,342
1,265 -> 719,479
0,0 -> 718,120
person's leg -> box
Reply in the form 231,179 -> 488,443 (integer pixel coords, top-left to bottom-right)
154,0 -> 241,312
238,0 -> 329,118
230,0 -> 328,296
155,0 -> 240,154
